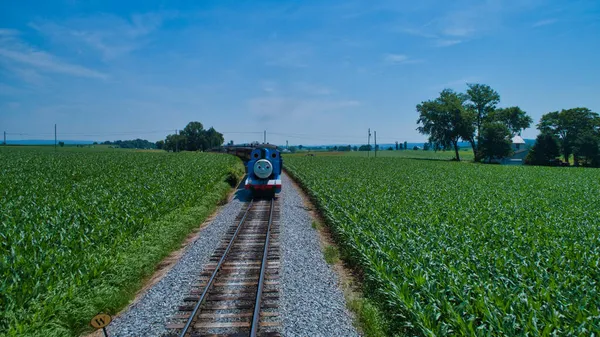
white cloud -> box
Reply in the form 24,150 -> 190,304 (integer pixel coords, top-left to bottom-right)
532,19 -> 558,27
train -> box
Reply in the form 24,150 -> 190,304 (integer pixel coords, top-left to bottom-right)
245,145 -> 282,194
211,143 -> 282,195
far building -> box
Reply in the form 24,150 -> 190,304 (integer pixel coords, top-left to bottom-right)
501,135 -> 529,165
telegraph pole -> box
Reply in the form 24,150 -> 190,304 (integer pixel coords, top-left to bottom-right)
374,131 -> 377,158
264,130 -> 266,144
367,128 -> 371,157
54,124 -> 57,151
3,131 -> 5,146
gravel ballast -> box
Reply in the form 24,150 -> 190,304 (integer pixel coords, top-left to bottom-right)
279,173 -> 360,337
105,188 -> 249,337
104,173 -> 359,337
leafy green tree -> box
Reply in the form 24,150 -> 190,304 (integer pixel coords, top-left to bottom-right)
480,123 -> 512,162
156,140 -> 165,150
489,106 -> 532,136
573,132 -> 600,167
538,108 -> 600,165
359,144 -> 372,151
465,84 -> 500,161
416,89 -> 474,161
525,133 -> 561,166
58,141 -> 65,147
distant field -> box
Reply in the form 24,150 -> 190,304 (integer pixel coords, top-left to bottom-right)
0,147 -> 243,336
286,148 -> 475,161
285,156 -> 600,336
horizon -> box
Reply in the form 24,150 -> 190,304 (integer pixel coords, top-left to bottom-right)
1,0 -> 599,145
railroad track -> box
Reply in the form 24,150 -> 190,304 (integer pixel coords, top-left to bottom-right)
166,198 -> 281,337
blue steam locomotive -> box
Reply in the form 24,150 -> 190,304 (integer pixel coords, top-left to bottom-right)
245,145 -> 282,194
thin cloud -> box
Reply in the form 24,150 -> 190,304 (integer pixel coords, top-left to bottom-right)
31,12 -> 177,60
0,47 -> 107,79
434,39 -> 462,47
383,53 -> 422,65
533,19 -> 558,27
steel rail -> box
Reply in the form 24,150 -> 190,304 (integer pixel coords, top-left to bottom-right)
179,199 -> 255,337
250,198 -> 275,337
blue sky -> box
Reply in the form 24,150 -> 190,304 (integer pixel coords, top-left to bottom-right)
1,0 -> 599,145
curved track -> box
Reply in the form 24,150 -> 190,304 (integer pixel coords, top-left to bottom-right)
166,198 -> 280,337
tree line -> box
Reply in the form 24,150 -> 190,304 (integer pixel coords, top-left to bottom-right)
156,122 -> 224,152
101,139 -> 157,149
416,83 -> 600,166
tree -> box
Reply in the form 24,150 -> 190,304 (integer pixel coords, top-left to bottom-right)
299,145 -> 303,150
352,146 -> 358,151
395,141 -> 399,150
156,140 -> 165,150
525,133 -> 561,166
573,132 -> 600,167
465,84 -> 500,161
59,141 -> 65,147
359,144 -> 372,151
489,106 -> 532,136
538,108 -> 600,165
479,123 -> 512,162
417,89 -> 474,161
93,141 -> 98,145
404,141 -> 407,150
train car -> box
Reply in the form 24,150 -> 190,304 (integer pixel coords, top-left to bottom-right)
245,146 -> 282,194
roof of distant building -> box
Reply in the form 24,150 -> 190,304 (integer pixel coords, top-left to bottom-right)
511,135 -> 526,144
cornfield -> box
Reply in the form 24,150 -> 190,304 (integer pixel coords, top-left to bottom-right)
0,148 -> 242,336
285,156 -> 600,336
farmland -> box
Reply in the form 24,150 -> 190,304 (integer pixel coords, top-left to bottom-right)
285,156 -> 600,336
0,147 -> 243,336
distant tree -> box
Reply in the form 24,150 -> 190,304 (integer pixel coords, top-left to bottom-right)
538,107 -> 600,165
375,144 -> 379,151
573,132 -> 600,167
228,140 -> 234,146
93,141 -> 98,145
489,106 -> 533,136
465,83 -> 500,161
395,141 -> 399,150
423,143 -> 431,151
299,145 -> 303,150
59,141 -> 65,147
359,144 -> 372,151
352,146 -> 358,151
417,89 -> 474,161
404,141 -> 407,150
387,146 -> 393,151
413,145 -> 419,150
480,123 -> 512,162
525,133 -> 561,166
289,146 -> 297,153
156,140 -> 165,150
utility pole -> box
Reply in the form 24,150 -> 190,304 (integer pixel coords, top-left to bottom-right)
3,131 -> 5,146
286,140 -> 289,149
175,129 -> 178,152
367,128 -> 371,157
264,130 -> 266,144
54,124 -> 57,151
374,131 -> 377,158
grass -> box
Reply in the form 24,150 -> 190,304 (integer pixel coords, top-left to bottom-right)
285,155 -> 600,336
323,246 -> 340,264
1,147 -> 244,336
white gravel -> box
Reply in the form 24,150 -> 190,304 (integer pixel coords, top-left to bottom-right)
105,187 -> 249,337
279,173 -> 360,337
